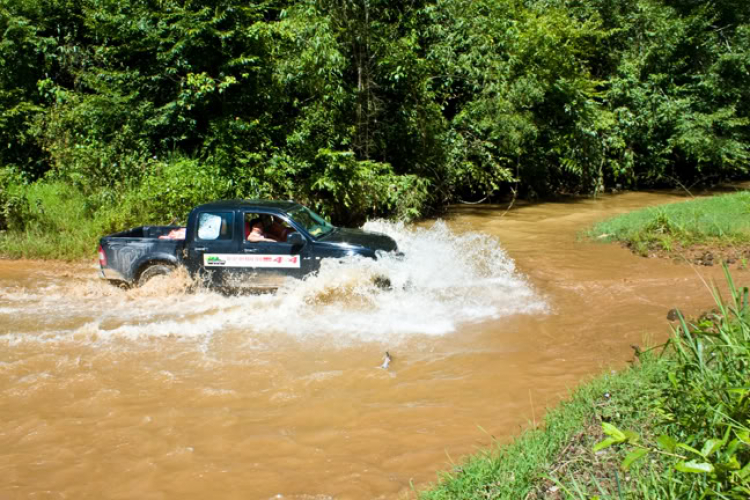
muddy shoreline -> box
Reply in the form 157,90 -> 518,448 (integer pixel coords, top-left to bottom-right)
621,240 -> 750,270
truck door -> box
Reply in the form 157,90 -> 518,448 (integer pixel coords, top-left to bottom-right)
185,210 -> 238,286
232,211 -> 307,289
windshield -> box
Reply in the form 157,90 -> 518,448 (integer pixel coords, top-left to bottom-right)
288,206 -> 336,238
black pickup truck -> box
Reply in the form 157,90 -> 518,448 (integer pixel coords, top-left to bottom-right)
98,200 -> 398,289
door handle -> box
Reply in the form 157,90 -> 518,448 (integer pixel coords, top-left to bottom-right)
194,247 -> 208,252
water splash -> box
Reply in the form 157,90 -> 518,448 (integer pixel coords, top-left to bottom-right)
0,221 -> 547,345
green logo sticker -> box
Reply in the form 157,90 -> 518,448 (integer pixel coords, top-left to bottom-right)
205,255 -> 226,266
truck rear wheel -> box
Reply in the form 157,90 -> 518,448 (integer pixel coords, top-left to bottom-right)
138,264 -> 175,287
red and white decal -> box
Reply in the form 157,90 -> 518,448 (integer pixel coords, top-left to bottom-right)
204,254 -> 301,268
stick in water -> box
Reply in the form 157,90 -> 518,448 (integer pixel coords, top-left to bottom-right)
380,352 -> 392,370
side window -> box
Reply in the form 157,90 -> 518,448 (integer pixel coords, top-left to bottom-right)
197,212 -> 234,241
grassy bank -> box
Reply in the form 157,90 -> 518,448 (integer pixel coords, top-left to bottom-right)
589,191 -> 750,260
0,158 -> 276,260
0,180 -> 152,260
420,268 -> 750,499
0,157 -> 236,260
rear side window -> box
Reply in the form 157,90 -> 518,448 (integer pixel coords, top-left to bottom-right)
197,212 -> 234,241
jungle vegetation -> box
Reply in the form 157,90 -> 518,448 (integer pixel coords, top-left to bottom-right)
0,0 -> 748,257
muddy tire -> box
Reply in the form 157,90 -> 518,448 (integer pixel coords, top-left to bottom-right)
138,264 -> 175,287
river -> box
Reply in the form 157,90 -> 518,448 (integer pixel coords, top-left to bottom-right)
0,190 -> 738,499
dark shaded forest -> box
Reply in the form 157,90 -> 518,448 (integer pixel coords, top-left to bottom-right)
1,0 -> 748,240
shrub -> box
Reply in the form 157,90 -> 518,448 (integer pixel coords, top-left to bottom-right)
0,166 -> 27,231
0,180 -> 101,258
129,156 -> 238,224
306,149 -> 432,225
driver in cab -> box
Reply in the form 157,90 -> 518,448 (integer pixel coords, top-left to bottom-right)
246,218 -> 277,243
246,215 -> 295,243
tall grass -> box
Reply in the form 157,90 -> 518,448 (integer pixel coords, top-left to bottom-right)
0,156 -> 239,260
0,181 -> 103,259
556,267 -> 750,499
649,267 -> 750,498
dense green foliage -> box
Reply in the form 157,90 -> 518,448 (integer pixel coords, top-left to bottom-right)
1,0 -> 749,257
590,190 -> 750,255
422,270 -> 750,498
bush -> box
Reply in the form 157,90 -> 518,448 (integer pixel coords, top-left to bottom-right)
306,149 -> 432,225
0,155 -> 237,259
129,156 -> 238,224
0,151 -> 434,260
0,166 -> 27,231
0,180 -> 101,258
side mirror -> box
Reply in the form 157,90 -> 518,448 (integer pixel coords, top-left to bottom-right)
286,232 -> 306,246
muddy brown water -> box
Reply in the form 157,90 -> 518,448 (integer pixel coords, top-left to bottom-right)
0,190 -> 742,499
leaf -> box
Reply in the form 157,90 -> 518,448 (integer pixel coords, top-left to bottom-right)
675,461 -> 715,474
622,448 -> 649,470
715,455 -> 740,472
593,437 -> 620,453
657,435 -> 678,452
738,460 -> 750,479
700,439 -> 723,458
677,442 -> 705,458
601,423 -> 627,442
623,430 -> 640,443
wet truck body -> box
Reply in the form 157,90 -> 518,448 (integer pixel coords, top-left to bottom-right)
98,200 -> 398,289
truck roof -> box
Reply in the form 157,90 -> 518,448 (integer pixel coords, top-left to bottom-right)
194,199 -> 301,212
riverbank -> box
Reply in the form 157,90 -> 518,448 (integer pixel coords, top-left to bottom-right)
588,190 -> 750,269
419,352 -> 666,499
420,269 -> 750,499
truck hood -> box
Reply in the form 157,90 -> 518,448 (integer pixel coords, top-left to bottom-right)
319,228 -> 398,253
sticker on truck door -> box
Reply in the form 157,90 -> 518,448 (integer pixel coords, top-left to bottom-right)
204,254 -> 301,268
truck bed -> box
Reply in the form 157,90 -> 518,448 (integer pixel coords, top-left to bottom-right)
109,226 -> 184,239
99,226 -> 186,284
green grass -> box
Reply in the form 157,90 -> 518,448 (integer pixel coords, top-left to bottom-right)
420,267 -> 750,499
0,181 -> 104,260
419,352 -> 667,500
0,180 -> 161,260
589,191 -> 750,256
0,157 -> 236,260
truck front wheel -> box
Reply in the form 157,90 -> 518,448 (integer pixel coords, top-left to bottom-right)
138,263 -> 175,287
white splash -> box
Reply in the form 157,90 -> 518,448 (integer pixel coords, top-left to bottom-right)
0,221 -> 547,345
